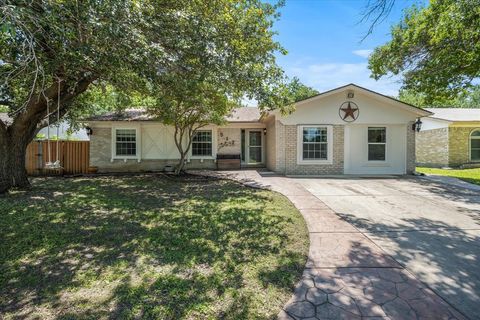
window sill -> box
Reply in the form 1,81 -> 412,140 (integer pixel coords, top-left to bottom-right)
111,157 -> 140,162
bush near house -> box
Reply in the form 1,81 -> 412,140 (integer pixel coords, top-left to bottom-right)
416,167 -> 480,186
0,175 -> 309,319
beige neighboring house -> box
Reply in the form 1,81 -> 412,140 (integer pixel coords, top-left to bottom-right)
85,84 -> 431,175
416,108 -> 480,168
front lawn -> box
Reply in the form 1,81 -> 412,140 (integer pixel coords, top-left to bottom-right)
0,175 -> 308,319
416,167 -> 480,186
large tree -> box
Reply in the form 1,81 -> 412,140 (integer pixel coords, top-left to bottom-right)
0,0 -> 288,193
0,1 -> 172,192
368,0 -> 480,103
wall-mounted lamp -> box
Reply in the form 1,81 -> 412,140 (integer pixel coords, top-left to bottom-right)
412,119 -> 422,132
263,128 -> 267,135
85,126 -> 93,136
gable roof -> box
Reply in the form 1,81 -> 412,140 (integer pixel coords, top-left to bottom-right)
292,83 -> 432,117
86,106 -> 261,123
425,108 -> 480,122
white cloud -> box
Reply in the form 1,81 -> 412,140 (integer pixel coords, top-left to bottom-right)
352,49 -> 373,58
289,62 -> 401,97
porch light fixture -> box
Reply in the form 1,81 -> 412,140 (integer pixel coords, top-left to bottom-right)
85,126 -> 93,136
412,119 -> 422,132
263,128 -> 267,135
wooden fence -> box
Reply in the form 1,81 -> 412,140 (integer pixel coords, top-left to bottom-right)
26,140 -> 90,175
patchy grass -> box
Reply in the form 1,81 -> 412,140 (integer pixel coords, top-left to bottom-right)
0,175 -> 308,319
416,167 -> 480,186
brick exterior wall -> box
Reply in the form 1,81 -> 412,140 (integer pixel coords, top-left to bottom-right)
449,126 -> 477,166
415,127 -> 449,167
282,125 -> 344,175
90,127 -> 215,172
275,121 -> 286,174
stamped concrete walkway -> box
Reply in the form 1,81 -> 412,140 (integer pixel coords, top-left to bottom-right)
193,170 -> 468,320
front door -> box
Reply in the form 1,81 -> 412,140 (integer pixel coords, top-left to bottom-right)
248,130 -> 262,163
241,129 -> 263,165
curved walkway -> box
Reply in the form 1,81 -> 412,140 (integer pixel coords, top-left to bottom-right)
194,170 -> 467,320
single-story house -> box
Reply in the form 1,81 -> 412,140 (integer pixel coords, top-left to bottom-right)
416,108 -> 480,168
85,83 -> 431,175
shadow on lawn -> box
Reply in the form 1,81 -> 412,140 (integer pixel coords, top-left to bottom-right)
0,175 -> 307,319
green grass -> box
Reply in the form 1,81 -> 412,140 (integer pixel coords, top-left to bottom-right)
0,175 -> 309,319
416,167 -> 480,186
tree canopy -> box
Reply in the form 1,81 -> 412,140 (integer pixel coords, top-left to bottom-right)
368,0 -> 480,103
0,0 -> 289,192
399,85 -> 480,108
285,77 -> 319,103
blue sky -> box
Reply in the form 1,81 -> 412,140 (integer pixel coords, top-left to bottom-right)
273,0 -> 422,97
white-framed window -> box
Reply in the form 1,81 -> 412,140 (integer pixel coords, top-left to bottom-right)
114,128 -> 137,157
368,127 -> 386,161
297,125 -> 333,164
471,129 -> 480,161
192,130 -> 212,157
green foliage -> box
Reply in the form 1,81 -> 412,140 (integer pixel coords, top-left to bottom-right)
0,0 -> 289,126
286,77 -> 319,103
138,0 -> 291,172
0,176 -> 309,318
399,85 -> 480,108
369,0 -> 480,102
1,1 -> 152,111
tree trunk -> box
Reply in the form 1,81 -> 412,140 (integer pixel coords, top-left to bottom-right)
0,133 -> 30,193
0,76 -> 95,194
175,152 -> 187,175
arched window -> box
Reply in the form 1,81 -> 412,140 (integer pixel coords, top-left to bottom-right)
471,129 -> 480,161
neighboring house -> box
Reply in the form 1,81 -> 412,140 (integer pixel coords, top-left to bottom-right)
416,108 -> 480,168
85,83 -> 431,175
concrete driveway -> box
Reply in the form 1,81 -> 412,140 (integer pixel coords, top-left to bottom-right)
296,176 -> 480,319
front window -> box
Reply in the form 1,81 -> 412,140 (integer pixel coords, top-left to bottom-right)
192,130 -> 212,156
302,127 -> 328,160
115,129 -> 137,156
471,129 -> 480,161
368,127 -> 386,161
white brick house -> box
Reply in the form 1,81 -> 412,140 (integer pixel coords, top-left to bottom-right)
85,84 -> 431,175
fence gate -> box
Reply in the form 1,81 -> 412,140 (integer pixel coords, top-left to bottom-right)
25,140 -> 90,175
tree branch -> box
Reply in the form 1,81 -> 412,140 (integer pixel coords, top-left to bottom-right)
359,0 -> 396,41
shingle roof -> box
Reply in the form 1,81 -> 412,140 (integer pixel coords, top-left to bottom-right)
86,109 -> 155,121
87,107 -> 262,122
224,107 -> 261,122
425,108 -> 480,122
